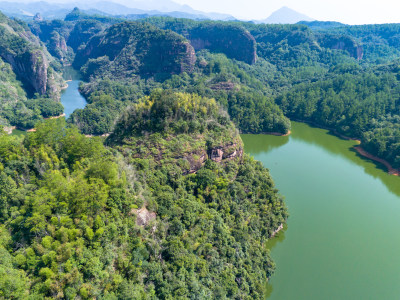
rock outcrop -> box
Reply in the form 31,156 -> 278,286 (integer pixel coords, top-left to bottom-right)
248,24 -> 363,61
29,19 -> 74,62
180,142 -> 243,174
0,13 -> 61,96
33,13 -> 43,22
107,91 -> 244,176
2,50 -> 48,95
209,143 -> 243,163
132,207 -> 156,226
74,21 -> 196,78
318,34 -> 363,60
188,24 -> 257,64
67,20 -> 104,52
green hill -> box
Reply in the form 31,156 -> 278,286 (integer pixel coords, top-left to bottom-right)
0,91 -> 287,298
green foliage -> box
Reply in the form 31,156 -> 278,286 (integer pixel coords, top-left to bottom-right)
6,13 -> 400,299
0,89 -> 287,298
71,50 -> 291,135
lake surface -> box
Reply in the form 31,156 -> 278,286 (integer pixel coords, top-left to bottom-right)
61,67 -> 87,118
242,121 -> 400,300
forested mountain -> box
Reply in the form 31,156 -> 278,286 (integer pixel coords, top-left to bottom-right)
28,11 -> 398,170
74,21 -> 196,79
0,0 -> 236,22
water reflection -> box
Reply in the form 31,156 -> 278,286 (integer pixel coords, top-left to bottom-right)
63,66 -> 81,81
291,122 -> 400,197
264,225 -> 287,298
241,134 -> 289,155
243,121 -> 400,299
242,122 -> 400,197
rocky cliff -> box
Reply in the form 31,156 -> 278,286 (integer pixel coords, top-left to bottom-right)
138,19 -> 258,65
318,34 -> 363,60
188,24 -> 257,64
0,12 -> 62,97
29,19 -> 73,62
30,18 -> 106,65
2,50 -> 48,95
74,21 -> 196,79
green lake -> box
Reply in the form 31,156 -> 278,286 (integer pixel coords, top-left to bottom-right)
242,121 -> 400,300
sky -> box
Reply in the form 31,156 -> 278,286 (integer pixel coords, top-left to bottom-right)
171,0 -> 400,24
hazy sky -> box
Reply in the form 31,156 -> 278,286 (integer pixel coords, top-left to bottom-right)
172,0 -> 400,24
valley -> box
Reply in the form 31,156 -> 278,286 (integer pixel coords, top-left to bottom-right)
0,3 -> 399,299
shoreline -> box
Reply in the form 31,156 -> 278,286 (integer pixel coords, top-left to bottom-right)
264,130 -> 291,137
61,80 -> 71,90
354,146 -> 399,176
290,118 -> 399,176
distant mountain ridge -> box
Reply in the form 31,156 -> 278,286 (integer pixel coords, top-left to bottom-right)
298,20 -> 348,29
261,6 -> 314,24
0,0 -> 236,21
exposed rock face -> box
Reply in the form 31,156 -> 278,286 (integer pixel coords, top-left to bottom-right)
29,20 -> 74,62
188,24 -> 257,64
249,25 -> 364,61
182,142 -> 244,174
271,224 -> 284,238
319,35 -> 363,60
132,207 -> 156,226
210,81 -> 237,91
251,25 -> 317,49
209,143 -> 243,163
181,42 -> 196,73
3,126 -> 15,135
2,50 -> 49,95
48,32 -> 68,61
184,151 -> 208,174
33,13 -> 43,22
75,22 -> 196,78
210,148 -> 224,162
0,12 -> 61,96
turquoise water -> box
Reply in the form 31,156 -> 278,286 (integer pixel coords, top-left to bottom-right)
61,80 -> 87,118
242,121 -> 400,300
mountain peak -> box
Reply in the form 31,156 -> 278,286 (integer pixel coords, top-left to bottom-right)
263,6 -> 314,24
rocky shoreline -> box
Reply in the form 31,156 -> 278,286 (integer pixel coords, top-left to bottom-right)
354,146 -> 399,176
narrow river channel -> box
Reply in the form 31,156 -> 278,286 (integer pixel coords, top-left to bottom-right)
242,121 -> 400,300
61,67 -> 87,118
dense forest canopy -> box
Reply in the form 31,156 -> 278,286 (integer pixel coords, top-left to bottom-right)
0,92 -> 287,299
